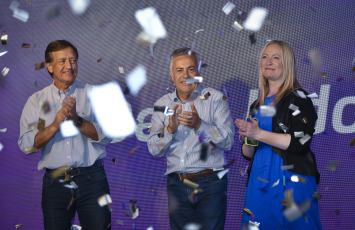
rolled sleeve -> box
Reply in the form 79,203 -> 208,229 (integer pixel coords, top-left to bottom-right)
18,97 -> 40,154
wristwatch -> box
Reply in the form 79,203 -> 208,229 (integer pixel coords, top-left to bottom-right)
75,116 -> 83,128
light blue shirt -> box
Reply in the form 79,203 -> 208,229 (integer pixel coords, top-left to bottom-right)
148,84 -> 235,175
18,80 -> 111,170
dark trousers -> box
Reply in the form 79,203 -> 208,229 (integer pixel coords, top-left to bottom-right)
167,171 -> 228,230
42,164 -> 111,230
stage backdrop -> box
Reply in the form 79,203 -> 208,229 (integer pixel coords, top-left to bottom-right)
0,0 -> 354,229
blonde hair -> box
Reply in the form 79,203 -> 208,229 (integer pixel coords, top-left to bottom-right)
256,40 -> 301,106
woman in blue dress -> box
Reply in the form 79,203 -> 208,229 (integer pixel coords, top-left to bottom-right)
235,40 -> 322,230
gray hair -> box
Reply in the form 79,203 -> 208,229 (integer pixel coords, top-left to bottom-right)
169,47 -> 200,73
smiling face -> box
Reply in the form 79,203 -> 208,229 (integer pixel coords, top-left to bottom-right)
46,47 -> 78,88
261,43 -> 284,83
170,54 -> 199,101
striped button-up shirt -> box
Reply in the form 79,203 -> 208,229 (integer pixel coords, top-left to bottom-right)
148,84 -> 235,175
18,80 -> 111,170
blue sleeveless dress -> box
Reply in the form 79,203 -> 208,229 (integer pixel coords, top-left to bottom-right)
241,96 -> 322,230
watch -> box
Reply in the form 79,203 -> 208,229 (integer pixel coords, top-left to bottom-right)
75,116 -> 83,128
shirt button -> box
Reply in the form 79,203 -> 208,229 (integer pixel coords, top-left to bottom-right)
67,156 -> 71,158
66,141 -> 69,144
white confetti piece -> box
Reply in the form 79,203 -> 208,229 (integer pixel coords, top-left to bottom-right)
299,134 -> 311,145
243,7 -> 268,32
232,21 -> 243,31
64,181 -> 78,189
60,120 -> 80,138
294,131 -> 304,138
12,8 -> 29,22
135,7 -> 167,40
186,76 -> 203,84
88,81 -> 136,138
0,49 -> 8,57
260,105 -> 276,117
98,194 -> 112,207
68,0 -> 90,15
0,128 -> 7,132
1,67 -> 10,77
0,143 -> 3,152
271,179 -> 280,188
307,93 -> 318,98
292,109 -> 301,116
283,199 -> 310,222
119,67 -> 124,74
296,90 -> 307,99
217,169 -> 229,179
126,65 -> 147,96
281,165 -> 294,171
222,2 -> 235,15
288,104 -> 299,111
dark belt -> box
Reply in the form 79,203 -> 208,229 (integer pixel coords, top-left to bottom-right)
170,169 -> 214,180
45,159 -> 104,178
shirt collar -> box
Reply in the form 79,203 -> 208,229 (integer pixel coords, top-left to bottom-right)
172,84 -> 203,102
50,80 -> 77,96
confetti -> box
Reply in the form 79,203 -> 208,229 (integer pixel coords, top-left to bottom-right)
326,161 -> 339,171
1,67 -> 10,77
200,142 -> 208,161
13,8 -> 30,22
294,131 -> 304,138
312,192 -> 322,200
88,81 -> 136,138
271,179 -> 280,188
9,1 -> 20,11
283,199 -> 311,222
40,101 -> 50,113
278,122 -> 288,133
0,49 -> 8,57
335,209 -> 340,215
97,194 -> 112,211
1,34 -> 8,45
243,207 -> 253,216
186,76 -> 203,84
112,158 -> 118,164
299,134 -> 311,145
15,224 -> 22,229
37,118 -> 45,130
0,128 -> 6,132
309,49 -> 324,75
183,179 -> 199,189
184,223 -> 201,230
211,128 -> 220,139
126,65 -> 147,96
292,110 -> 301,116
243,7 -> 268,32
199,92 -> 211,100
281,165 -> 294,171
35,62 -> 45,70
129,145 -> 141,154
129,204 -> 139,219
217,169 -> 229,179
291,175 -> 306,183
288,104 -> 299,111
147,227 -> 154,230
248,220 -> 260,227
195,29 -> 204,34
64,181 -> 78,189
307,93 -> 318,98
300,117 -> 308,124
296,90 -> 307,99
222,96 -> 228,101
259,105 -> 276,117
24,147 -> 38,154
198,131 -> 205,142
151,186 -> 157,195
249,33 -> 256,45
232,21 -> 243,31
257,177 -> 268,183
239,165 -> 248,176
218,29 -> 224,37
119,67 -> 124,74
106,223 -> 112,228
96,58 -> 103,63
135,7 -> 167,40
60,120 -> 80,138
349,138 -> 355,146
71,224 -> 82,230
68,0 -> 90,15
222,2 -> 235,15
50,166 -> 69,179
67,197 -> 75,210
224,159 -> 235,169
116,220 -> 124,225
21,43 -> 30,48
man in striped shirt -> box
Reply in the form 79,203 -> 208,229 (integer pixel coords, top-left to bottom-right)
148,47 -> 235,230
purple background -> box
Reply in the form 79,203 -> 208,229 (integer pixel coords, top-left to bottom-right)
0,0 -> 355,229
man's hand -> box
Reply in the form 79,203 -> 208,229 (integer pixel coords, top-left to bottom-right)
52,108 -> 67,130
62,96 -> 77,120
178,102 -> 201,130
167,104 -> 182,134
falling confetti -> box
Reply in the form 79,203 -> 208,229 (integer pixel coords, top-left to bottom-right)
35,62 -> 45,70
326,161 -> 339,171
1,34 -> 8,45
21,43 -> 30,48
